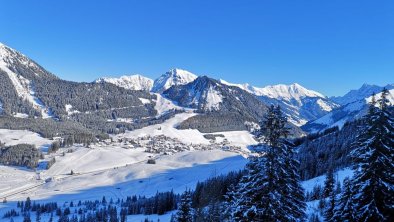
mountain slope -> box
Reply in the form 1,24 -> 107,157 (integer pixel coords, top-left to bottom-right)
303,88 -> 394,133
151,68 -> 197,93
95,74 -> 153,91
163,76 -> 304,136
331,83 -> 394,105
0,42 -> 58,118
220,80 -> 339,126
0,43 -> 172,136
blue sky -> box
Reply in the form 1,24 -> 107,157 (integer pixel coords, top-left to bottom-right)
1,0 -> 393,96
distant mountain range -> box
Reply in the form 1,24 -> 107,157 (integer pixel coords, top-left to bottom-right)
0,42 -> 393,136
303,86 -> 394,133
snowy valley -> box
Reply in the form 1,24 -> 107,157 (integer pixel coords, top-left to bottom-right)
0,42 -> 393,222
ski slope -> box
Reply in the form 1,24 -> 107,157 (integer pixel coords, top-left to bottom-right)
0,149 -> 246,204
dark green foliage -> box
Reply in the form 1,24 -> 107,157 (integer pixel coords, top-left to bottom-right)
349,90 -> 394,221
175,190 -> 193,222
324,170 -> 336,222
297,120 -> 361,180
0,144 -> 40,168
192,171 -> 243,209
228,105 -> 306,221
333,177 -> 356,222
0,116 -> 96,140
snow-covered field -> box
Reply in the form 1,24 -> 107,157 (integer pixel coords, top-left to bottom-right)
0,113 -> 253,221
0,149 -> 247,221
302,168 -> 354,193
116,112 -> 257,150
0,129 -> 52,147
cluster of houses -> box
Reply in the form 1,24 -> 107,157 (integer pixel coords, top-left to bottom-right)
96,134 -> 245,155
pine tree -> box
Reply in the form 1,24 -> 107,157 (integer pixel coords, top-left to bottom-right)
323,169 -> 335,198
325,181 -> 336,222
333,177 -> 356,222
175,190 -> 193,222
35,210 -> 41,222
350,89 -> 394,221
23,213 -> 31,222
228,105 -> 305,221
323,168 -> 336,221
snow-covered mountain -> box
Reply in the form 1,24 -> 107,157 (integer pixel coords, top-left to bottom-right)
0,42 -> 58,118
303,88 -> 394,133
0,43 -> 159,129
163,76 -> 304,136
165,76 -> 225,111
331,83 -> 394,105
151,68 -> 197,93
220,80 -> 339,126
96,74 -> 153,91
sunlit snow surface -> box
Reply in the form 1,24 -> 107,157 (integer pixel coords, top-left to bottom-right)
0,113 -> 253,222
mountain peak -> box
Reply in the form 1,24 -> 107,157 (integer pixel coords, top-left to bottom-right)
151,68 -> 197,93
331,83 -> 394,105
253,83 -> 325,101
95,74 -> 153,91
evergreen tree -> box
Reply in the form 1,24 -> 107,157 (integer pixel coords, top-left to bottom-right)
23,213 -> 31,222
350,90 -> 394,221
333,177 -> 356,222
324,181 -> 337,222
35,210 -> 41,222
228,105 -> 305,221
175,190 -> 193,222
323,169 -> 335,198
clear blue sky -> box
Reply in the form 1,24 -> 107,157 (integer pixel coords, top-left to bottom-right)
1,0 -> 393,96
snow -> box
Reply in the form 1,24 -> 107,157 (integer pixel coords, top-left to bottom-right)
0,59 -> 53,118
151,68 -> 197,93
301,168 -> 354,193
96,74 -> 154,91
220,80 -> 326,102
308,89 -> 394,132
204,86 -> 223,110
64,104 -> 80,115
118,113 -> 210,145
316,98 -> 334,112
0,129 -> 52,147
219,79 -> 253,92
365,88 -> 394,105
0,112 -> 255,214
12,113 -> 29,118
0,43 -> 40,72
0,149 -> 247,205
221,80 -> 337,126
343,99 -> 365,113
254,83 -> 325,102
331,83 -> 394,105
153,93 -> 184,116
139,97 -> 151,104
127,212 -> 174,222
116,112 -> 256,149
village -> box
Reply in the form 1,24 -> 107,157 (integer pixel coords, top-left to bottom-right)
94,134 -> 246,156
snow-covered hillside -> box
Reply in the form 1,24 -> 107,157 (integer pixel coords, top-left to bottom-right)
304,88 -> 394,133
331,83 -> 394,105
0,43 -> 55,118
220,80 -> 339,126
0,42 -> 42,75
151,68 -> 197,93
0,129 -> 51,147
0,113 -> 255,204
95,74 -> 154,91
